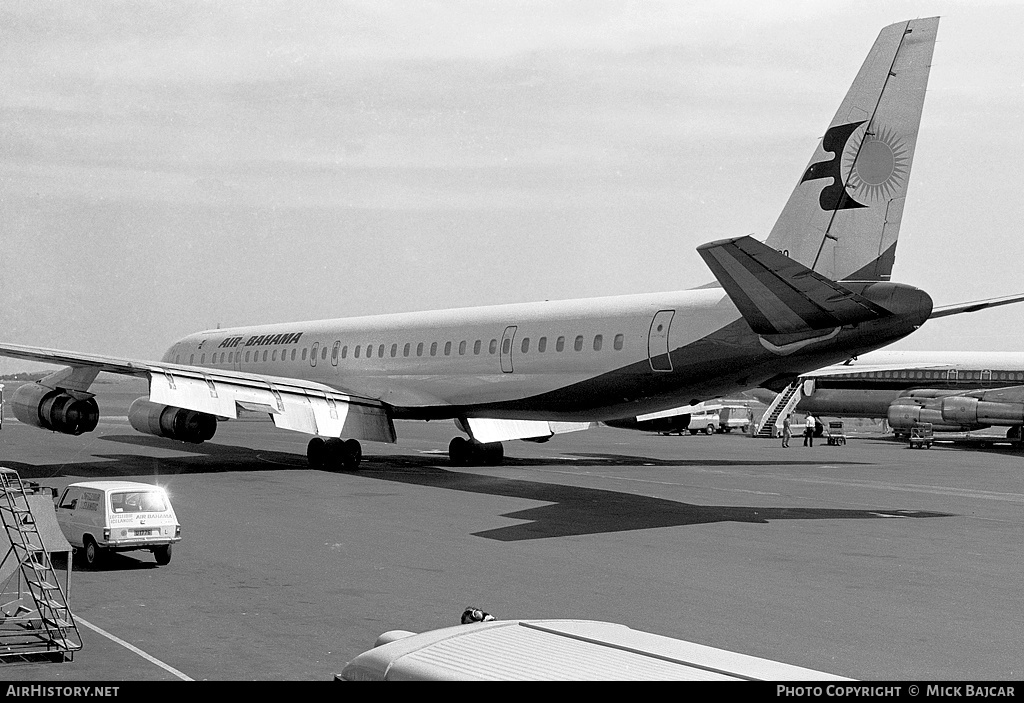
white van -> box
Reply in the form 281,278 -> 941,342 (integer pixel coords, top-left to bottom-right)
54,481 -> 180,567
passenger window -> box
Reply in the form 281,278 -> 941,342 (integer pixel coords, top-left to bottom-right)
355,346 -> 361,358
614,334 -> 624,350
593,335 -> 603,351
380,344 -> 386,358
200,353 -> 205,364
404,343 -> 411,357
521,338 -> 530,353
502,338 -> 511,354
291,349 -> 296,361
228,352 -> 233,363
459,341 -> 467,355
189,354 -> 195,364
245,351 -> 250,362
417,343 -> 424,357
574,335 -> 584,352
341,346 -> 348,359
538,337 -> 546,353
321,346 -> 328,360
444,342 -> 451,356
263,350 -> 268,362
490,339 -> 498,354
272,350 -> 278,361
391,344 -> 398,357
556,336 -> 565,352
366,345 -> 373,358
302,348 -> 308,360
474,340 -> 482,355
430,342 -> 437,356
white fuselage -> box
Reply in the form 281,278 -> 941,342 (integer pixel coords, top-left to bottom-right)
165,287 -> 739,418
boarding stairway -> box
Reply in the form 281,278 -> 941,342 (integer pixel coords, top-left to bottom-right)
755,381 -> 803,438
0,468 -> 82,662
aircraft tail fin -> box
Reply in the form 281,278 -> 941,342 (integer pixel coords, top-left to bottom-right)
697,235 -> 890,335
763,17 -> 939,282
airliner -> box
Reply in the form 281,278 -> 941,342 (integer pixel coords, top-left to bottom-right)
790,350 -> 1024,439
1,17 -> 1009,469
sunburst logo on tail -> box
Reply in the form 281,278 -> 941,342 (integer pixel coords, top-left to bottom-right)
843,125 -> 909,202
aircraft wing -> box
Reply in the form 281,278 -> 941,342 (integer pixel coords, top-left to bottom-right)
929,293 -> 1024,319
0,342 -> 396,443
696,236 -> 891,335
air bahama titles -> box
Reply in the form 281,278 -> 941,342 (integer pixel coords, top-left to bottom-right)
218,332 -> 304,349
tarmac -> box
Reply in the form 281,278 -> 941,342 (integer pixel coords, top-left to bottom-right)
0,377 -> 1021,681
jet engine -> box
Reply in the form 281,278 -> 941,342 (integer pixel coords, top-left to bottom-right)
886,397 -> 969,433
940,396 -> 1024,425
128,398 -> 217,443
10,383 -> 99,435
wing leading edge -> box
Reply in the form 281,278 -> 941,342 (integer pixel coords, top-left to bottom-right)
0,343 -> 396,444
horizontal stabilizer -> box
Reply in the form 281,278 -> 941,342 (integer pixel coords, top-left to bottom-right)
467,418 -> 592,444
697,235 -> 891,335
929,293 -> 1024,319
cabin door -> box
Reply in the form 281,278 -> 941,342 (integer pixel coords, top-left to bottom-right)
648,310 -> 675,372
500,326 -> 517,373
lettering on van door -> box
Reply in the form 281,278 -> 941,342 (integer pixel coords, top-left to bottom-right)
648,310 -> 674,372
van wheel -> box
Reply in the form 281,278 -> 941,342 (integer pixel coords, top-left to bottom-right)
83,537 -> 105,568
154,544 -> 172,566
704,425 -> 715,435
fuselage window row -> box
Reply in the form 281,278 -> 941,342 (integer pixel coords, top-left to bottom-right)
180,332 -> 628,368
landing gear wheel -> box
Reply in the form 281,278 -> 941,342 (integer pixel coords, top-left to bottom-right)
449,437 -> 469,466
154,544 -> 172,566
342,439 -> 362,471
481,441 -> 504,466
83,537 -> 105,568
307,437 -> 361,471
449,438 -> 504,466
307,437 -> 329,470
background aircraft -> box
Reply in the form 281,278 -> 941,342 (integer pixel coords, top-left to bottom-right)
0,17 -> 981,470
771,349 -> 1024,441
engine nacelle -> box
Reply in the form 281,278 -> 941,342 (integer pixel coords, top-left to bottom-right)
886,398 -> 970,433
941,396 -> 1024,425
10,383 -> 99,435
128,398 -> 217,443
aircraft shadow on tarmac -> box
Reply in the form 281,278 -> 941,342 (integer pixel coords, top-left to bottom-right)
2,434 -> 954,542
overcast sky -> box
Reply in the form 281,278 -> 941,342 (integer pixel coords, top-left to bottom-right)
2,0 -> 1022,374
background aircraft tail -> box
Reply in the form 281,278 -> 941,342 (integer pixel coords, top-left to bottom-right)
764,17 -> 939,282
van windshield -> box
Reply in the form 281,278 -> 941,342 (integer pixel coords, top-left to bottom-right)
111,490 -> 168,513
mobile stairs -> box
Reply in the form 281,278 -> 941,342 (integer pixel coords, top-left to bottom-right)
0,468 -> 82,663
755,381 -> 803,438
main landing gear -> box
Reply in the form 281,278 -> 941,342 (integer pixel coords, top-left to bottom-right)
307,437 -> 362,471
448,436 -> 504,466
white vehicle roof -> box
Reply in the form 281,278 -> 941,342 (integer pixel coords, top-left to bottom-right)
67,480 -> 168,492
339,619 -> 850,681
